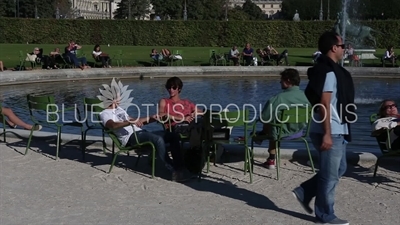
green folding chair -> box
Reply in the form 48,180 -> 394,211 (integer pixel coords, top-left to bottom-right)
112,50 -> 123,67
0,103 -> 12,142
102,123 -> 156,178
171,50 -> 184,66
82,97 -> 106,159
369,113 -> 400,177
18,50 -> 26,71
251,107 -> 315,180
204,110 -> 253,183
25,94 -> 84,160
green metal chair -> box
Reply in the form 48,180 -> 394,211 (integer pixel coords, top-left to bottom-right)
18,50 -> 26,71
101,123 -> 156,178
369,113 -> 400,177
112,50 -> 123,67
82,98 -> 106,159
204,110 -> 253,183
251,107 -> 315,180
159,116 -> 190,149
209,49 -> 226,66
171,50 -> 184,66
25,94 -> 84,160
0,103 -> 13,142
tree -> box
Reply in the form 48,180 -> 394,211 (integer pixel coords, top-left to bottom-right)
0,0 -> 71,18
241,0 -> 264,20
114,0 -> 151,20
54,0 -> 72,19
227,6 -> 249,21
0,0 -> 16,17
150,0 -> 182,20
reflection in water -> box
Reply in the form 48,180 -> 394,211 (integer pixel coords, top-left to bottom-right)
1,77 -> 400,153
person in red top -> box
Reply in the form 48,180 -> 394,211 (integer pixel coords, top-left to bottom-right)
158,76 -> 204,130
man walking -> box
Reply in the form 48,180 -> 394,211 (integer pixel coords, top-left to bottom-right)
292,31 -> 356,225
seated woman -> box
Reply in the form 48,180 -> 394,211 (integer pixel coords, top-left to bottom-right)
383,46 -> 397,66
28,47 -> 43,67
150,49 -> 163,61
158,76 -> 204,132
371,99 -> 400,150
0,60 -> 3,72
1,106 -> 42,130
93,44 -> 111,68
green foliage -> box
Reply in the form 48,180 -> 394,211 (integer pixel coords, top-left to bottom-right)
0,0 -> 71,18
242,0 -> 264,20
282,0 -> 400,20
114,0 -> 151,20
150,0 -> 182,20
1,18 -> 400,48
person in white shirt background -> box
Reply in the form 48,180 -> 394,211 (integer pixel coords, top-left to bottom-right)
93,44 -> 112,68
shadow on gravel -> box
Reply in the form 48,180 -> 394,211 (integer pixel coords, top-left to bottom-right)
3,133 -> 170,180
184,177 -> 315,222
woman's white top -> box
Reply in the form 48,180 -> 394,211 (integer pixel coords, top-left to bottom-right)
93,51 -> 102,56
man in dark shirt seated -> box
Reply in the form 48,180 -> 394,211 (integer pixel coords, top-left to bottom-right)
64,40 -> 88,70
242,43 -> 254,66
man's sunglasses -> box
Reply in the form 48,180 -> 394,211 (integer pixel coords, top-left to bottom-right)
166,86 -> 178,90
335,44 -> 345,49
384,104 -> 397,109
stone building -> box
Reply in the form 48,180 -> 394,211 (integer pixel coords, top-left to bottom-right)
70,0 -> 121,19
229,0 -> 283,18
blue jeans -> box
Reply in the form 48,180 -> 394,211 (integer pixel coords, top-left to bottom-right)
69,54 -> 87,67
127,130 -> 184,171
300,133 -> 347,223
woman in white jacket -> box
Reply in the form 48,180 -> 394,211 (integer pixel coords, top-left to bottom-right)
372,99 -> 400,149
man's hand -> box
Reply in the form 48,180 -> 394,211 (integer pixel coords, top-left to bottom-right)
129,119 -> 143,127
321,133 -> 333,151
184,115 -> 194,123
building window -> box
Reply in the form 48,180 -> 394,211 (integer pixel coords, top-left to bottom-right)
263,4 -> 265,8
279,4 -> 282,8
271,4 -> 273,8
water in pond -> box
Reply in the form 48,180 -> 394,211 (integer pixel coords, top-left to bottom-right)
1,77 -> 398,154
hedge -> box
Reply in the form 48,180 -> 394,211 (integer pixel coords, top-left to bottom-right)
0,18 -> 399,48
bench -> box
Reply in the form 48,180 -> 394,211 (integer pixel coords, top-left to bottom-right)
353,49 -> 379,66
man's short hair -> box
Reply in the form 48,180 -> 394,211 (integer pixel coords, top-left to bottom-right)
280,68 -> 300,86
165,76 -> 183,91
318,31 -> 341,55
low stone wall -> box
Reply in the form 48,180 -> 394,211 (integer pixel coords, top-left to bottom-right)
1,66 -> 400,85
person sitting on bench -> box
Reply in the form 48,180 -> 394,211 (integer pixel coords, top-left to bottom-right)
93,44 -> 111,68
150,49 -> 163,61
229,46 -> 240,66
383,46 -> 397,66
265,45 -> 289,66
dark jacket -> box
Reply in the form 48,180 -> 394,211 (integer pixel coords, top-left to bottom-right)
305,54 -> 356,142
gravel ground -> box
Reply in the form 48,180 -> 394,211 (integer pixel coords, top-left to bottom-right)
1,137 -> 399,225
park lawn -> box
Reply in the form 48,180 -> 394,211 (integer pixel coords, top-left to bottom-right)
0,44 -> 387,69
